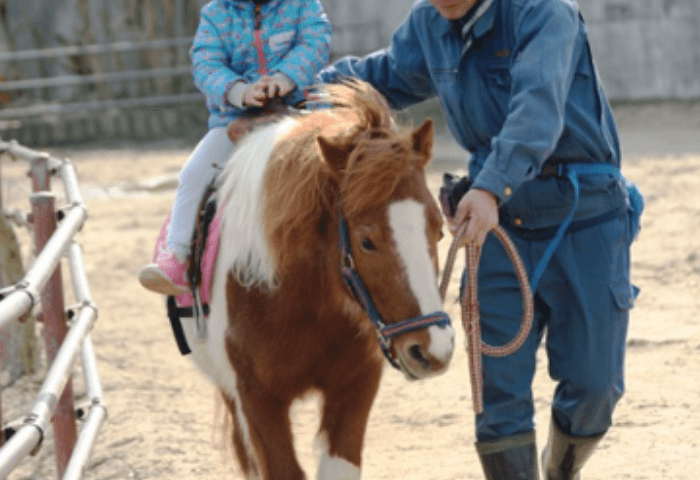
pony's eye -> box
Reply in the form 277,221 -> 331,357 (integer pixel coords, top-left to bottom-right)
361,238 -> 376,251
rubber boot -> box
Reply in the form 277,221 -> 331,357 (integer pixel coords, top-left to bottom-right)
542,418 -> 604,480
476,431 -> 539,480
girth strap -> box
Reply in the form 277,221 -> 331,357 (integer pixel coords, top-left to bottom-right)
166,296 -> 211,355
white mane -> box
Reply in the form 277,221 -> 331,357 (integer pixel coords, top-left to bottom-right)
214,117 -> 297,289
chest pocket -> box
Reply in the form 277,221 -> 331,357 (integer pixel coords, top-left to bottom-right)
485,63 -> 511,91
483,61 -> 511,120
269,30 -> 295,55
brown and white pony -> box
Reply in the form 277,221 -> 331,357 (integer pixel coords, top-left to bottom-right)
183,79 -> 454,480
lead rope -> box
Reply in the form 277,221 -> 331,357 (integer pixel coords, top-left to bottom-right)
439,224 -> 534,414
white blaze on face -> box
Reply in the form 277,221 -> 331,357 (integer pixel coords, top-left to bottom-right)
388,199 -> 454,360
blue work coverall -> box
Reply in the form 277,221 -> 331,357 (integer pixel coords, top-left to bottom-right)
318,0 -> 637,442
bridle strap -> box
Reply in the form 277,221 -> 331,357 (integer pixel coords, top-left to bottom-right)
338,207 -> 451,369
379,311 -> 450,338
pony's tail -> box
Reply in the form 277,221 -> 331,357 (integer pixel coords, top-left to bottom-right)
214,390 -> 241,475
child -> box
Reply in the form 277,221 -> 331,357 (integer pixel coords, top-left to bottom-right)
138,0 -> 332,295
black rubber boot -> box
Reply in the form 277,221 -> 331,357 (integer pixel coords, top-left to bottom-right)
475,431 -> 539,480
542,418 -> 605,480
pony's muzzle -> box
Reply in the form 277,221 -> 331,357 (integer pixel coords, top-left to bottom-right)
394,323 -> 455,380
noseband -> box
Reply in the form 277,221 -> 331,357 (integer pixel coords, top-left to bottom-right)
338,206 -> 451,369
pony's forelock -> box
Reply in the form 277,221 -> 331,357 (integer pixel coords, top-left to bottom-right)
340,133 -> 419,218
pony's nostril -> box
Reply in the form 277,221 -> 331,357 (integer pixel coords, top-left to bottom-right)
408,344 -> 431,369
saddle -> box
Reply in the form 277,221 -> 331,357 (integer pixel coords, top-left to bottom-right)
227,100 -> 289,142
165,186 -> 221,355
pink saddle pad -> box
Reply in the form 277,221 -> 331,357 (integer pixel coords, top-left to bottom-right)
151,206 -> 223,309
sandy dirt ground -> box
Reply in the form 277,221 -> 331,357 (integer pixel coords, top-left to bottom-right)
2,100 -> 700,479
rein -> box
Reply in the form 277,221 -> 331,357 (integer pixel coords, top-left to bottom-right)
439,223 -> 534,414
338,207 -> 451,370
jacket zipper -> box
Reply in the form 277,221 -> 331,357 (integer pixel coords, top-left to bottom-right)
253,4 -> 267,75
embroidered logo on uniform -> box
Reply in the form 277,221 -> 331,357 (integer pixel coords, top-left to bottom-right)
495,49 -> 511,57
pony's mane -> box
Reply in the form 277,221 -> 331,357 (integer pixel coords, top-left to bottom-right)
215,80 -> 428,288
265,80 -> 427,275
214,117 -> 297,289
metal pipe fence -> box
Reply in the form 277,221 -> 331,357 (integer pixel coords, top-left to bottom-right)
0,139 -> 105,479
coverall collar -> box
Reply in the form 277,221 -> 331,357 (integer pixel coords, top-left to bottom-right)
433,0 -> 498,54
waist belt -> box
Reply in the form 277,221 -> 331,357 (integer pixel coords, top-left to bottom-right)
525,162 -> 643,293
502,206 -> 625,241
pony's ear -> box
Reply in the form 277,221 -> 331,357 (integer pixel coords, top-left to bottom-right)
317,135 -> 350,174
411,118 -> 434,167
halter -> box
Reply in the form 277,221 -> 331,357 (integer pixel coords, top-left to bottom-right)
338,206 -> 451,369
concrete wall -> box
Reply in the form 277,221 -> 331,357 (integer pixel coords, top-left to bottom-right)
321,0 -> 414,57
579,0 -> 700,101
322,0 -> 700,101
3,0 -> 696,102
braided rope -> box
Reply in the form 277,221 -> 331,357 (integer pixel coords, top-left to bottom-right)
439,224 -> 534,414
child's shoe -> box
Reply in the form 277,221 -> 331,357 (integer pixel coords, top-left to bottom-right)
138,249 -> 189,296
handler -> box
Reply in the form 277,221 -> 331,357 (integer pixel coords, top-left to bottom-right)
317,0 -> 641,478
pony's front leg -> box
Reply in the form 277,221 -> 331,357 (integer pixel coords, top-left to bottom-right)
223,388 -> 304,480
316,361 -> 383,480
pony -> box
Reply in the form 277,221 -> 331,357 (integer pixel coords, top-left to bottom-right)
181,79 -> 455,480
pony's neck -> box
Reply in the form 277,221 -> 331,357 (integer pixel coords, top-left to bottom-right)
216,118 -> 298,289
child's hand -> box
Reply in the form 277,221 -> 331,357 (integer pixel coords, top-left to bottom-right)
257,73 -> 296,99
232,74 -> 296,108
242,82 -> 269,108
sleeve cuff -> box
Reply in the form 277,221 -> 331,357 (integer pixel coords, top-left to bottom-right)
270,71 -> 297,91
226,81 -> 248,108
471,168 -> 518,204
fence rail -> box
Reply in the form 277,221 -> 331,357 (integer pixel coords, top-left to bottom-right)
0,139 -> 105,479
0,37 -> 207,145
0,37 -> 194,63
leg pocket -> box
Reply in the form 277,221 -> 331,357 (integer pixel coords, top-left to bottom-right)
609,275 -> 638,311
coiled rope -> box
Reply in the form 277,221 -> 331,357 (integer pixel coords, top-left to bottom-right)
439,224 -> 534,414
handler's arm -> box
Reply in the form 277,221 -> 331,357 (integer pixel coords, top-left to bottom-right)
470,3 -> 583,204
317,9 -> 436,109
455,4 -> 583,245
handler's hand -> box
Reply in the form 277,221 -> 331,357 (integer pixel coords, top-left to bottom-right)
449,188 -> 499,247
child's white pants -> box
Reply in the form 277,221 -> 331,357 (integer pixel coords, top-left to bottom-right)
167,127 -> 235,259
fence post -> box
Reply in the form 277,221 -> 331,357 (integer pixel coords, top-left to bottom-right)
28,157 -> 77,477
1,149 -> 36,448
